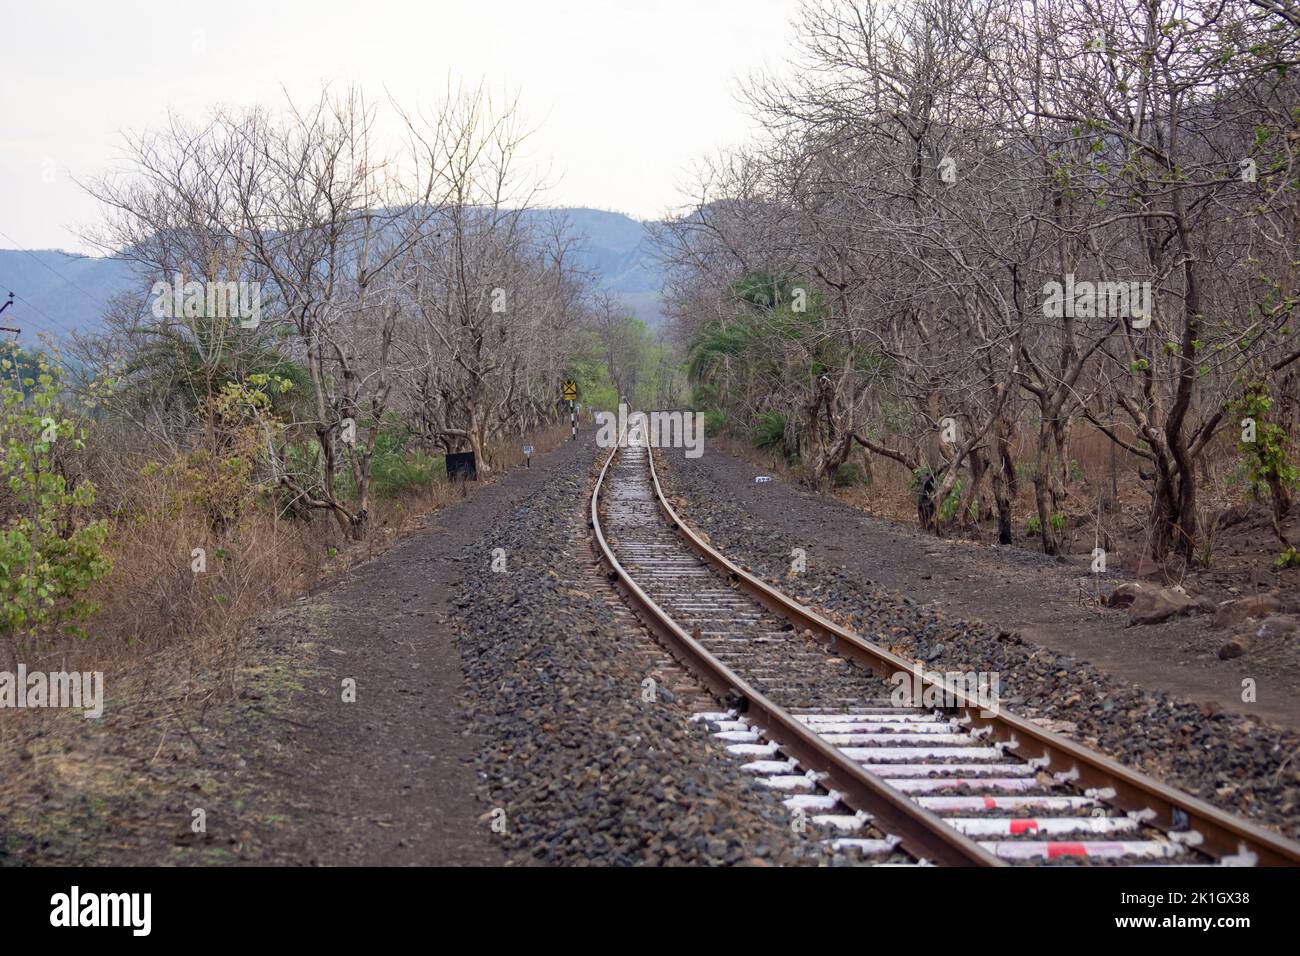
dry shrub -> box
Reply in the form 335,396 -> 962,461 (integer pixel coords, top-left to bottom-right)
490,421 -> 572,472
0,466 -> 332,734
716,417 -> 1261,562
0,414 -> 596,751
92,497 -> 324,661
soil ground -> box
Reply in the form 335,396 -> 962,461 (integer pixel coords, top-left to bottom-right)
1,438 -> 590,866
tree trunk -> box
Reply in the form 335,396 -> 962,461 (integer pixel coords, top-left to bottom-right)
992,415 -> 1015,545
1033,428 -> 1061,555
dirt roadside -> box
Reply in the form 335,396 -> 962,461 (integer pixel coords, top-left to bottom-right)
2,436 -> 591,866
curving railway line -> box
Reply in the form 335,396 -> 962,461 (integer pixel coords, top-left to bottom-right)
590,424 -> 1300,867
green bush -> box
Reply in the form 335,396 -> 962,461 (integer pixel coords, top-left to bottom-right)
833,462 -> 865,487
0,348 -> 112,645
752,411 -> 786,450
938,479 -> 964,522
373,449 -> 445,498
1232,382 -> 1298,504
368,422 -> 445,498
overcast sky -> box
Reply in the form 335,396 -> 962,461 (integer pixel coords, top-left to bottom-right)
0,0 -> 797,253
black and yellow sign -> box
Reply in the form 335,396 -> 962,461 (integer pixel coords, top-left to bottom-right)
561,380 -> 578,401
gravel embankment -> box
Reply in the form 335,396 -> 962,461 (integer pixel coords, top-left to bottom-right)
451,444 -> 843,865
656,448 -> 1300,841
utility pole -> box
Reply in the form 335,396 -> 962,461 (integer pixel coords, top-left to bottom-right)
0,292 -> 19,337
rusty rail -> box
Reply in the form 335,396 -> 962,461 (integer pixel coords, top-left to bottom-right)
591,442 -> 1005,865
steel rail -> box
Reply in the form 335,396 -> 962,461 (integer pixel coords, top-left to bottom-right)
591,441 -> 1006,866
643,442 -> 1300,867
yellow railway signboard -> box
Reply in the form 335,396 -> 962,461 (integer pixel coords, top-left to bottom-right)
561,379 -> 578,401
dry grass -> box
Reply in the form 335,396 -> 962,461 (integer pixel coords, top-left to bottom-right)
0,420 -> 575,750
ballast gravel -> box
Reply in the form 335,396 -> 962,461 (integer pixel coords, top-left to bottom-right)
656,448 -> 1300,841
450,445 -> 850,865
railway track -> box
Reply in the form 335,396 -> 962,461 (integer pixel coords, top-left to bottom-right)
590,426 -> 1300,867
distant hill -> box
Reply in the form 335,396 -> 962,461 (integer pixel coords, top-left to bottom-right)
551,208 -> 665,327
0,249 -> 142,342
0,207 -> 666,342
